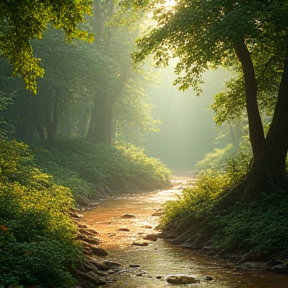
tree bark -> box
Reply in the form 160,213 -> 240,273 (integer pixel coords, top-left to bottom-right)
91,0 -> 102,45
265,54 -> 288,186
228,41 -> 288,200
213,39 -> 288,209
45,93 -> 62,143
233,41 -> 265,159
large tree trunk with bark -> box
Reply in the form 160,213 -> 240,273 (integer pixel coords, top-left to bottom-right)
233,41 -> 265,157
245,55 -> 288,192
265,56 -> 288,187
225,41 -> 288,203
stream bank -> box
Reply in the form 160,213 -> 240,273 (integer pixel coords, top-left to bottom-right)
74,178 -> 288,287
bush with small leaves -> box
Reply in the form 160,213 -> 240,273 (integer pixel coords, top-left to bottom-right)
0,138 -> 83,287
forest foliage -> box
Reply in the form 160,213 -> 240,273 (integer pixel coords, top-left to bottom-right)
0,1 -> 172,287
32,138 -> 171,203
0,137 -> 170,287
0,139 -> 83,286
2,0 -> 288,286
160,147 -> 288,257
0,0 -> 93,93
128,0 -> 288,259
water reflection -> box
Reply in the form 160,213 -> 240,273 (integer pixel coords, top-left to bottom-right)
83,189 -> 288,288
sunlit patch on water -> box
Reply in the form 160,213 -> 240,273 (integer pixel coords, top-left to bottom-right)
83,186 -> 288,288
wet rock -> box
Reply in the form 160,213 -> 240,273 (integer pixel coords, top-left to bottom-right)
203,275 -> 213,281
77,225 -> 100,247
79,227 -> 98,236
132,241 -> 149,246
165,275 -> 200,284
156,275 -> 162,279
239,262 -> 267,270
122,213 -> 136,218
141,224 -> 153,229
86,228 -> 99,235
72,257 -> 110,287
90,246 -> 108,257
78,234 -> 100,245
103,260 -> 123,269
74,269 -> 106,286
118,227 -> 130,232
99,220 -> 112,225
86,256 -> 111,271
264,260 -> 283,268
70,211 -> 84,219
87,202 -> 99,208
82,242 -> 107,256
271,263 -> 288,274
151,211 -> 163,216
142,234 -> 159,241
78,224 -> 88,228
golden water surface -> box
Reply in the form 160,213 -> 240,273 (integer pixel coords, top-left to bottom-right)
83,185 -> 288,288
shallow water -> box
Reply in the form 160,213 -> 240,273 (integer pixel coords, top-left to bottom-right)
83,186 -> 288,288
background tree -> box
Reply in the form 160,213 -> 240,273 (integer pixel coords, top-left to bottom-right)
114,75 -> 161,145
0,0 -> 93,93
2,28 -> 114,143
130,0 -> 288,199
82,0 -> 160,145
2,23 -> 159,145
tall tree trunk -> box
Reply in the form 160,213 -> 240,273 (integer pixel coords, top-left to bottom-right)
91,0 -> 102,45
45,94 -> 62,143
18,120 -> 35,141
232,40 -> 269,195
88,92 -> 113,145
36,123 -> 46,142
91,0 -> 115,48
264,54 -> 288,187
226,41 -> 288,202
233,41 -> 265,159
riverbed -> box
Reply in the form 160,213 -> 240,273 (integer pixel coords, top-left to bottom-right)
83,181 -> 288,288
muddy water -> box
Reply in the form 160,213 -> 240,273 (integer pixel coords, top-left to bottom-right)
83,184 -> 288,288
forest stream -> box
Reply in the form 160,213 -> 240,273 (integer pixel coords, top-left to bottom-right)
82,178 -> 288,288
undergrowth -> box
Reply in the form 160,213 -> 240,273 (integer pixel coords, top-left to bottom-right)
0,139 -> 83,287
211,189 -> 288,255
0,137 -> 171,287
160,147 -> 288,257
32,138 -> 171,203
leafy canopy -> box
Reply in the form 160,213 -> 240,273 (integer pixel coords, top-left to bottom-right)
0,0 -> 93,93
132,0 -> 288,92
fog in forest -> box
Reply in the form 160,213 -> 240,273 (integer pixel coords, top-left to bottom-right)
145,65 -> 231,173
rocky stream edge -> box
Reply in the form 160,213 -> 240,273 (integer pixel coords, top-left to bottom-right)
70,180 -> 288,288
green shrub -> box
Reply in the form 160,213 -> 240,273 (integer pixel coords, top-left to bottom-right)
211,189 -> 288,255
160,149 -> 288,257
32,138 -> 171,200
160,169 -> 231,233
0,138 -> 83,287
